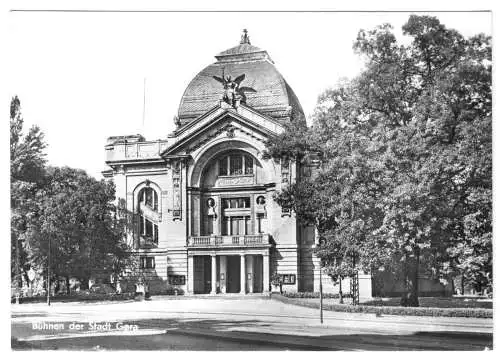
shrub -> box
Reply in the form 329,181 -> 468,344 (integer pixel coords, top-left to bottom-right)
163,287 -> 184,296
282,291 -> 352,299
272,294 -> 493,318
11,292 -> 135,304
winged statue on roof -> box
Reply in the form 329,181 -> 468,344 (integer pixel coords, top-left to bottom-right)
213,69 -> 256,107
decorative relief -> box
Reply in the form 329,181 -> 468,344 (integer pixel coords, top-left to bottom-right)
172,160 -> 182,220
226,126 -> 235,138
215,175 -> 254,187
207,198 -> 217,218
256,195 -> 267,218
281,158 -> 292,217
185,123 -> 266,154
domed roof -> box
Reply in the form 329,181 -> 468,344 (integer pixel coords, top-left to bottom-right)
177,30 -> 304,126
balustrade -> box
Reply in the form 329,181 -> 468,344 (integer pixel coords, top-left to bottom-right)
188,234 -> 270,247
105,139 -> 169,162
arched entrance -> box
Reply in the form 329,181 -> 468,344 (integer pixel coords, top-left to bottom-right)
186,141 -> 272,294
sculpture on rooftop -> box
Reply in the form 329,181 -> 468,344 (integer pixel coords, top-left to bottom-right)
212,68 -> 257,107
173,115 -> 181,128
240,29 -> 251,45
212,70 -> 245,107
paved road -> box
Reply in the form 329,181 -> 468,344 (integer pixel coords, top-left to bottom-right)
11,297 -> 493,350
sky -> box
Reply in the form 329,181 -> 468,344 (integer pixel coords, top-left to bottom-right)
6,8 -> 492,179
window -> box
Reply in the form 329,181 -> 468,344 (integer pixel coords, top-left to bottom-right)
222,197 -> 250,209
257,213 -> 264,233
140,256 -> 155,269
244,155 -> 253,174
222,215 -> 251,235
280,274 -> 296,285
168,275 -> 186,285
137,186 -> 159,245
219,157 -> 228,176
218,153 -> 255,176
202,216 -> 213,236
221,217 -> 228,235
139,217 -> 158,244
140,187 -> 158,211
230,156 -> 242,175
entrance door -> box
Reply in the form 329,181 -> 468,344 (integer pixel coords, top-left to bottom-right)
194,256 -> 211,294
226,256 -> 240,293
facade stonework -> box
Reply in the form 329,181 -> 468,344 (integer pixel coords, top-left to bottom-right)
103,33 -> 373,297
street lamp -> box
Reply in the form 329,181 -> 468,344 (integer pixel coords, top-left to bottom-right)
318,235 -> 326,325
47,236 -> 51,306
319,259 -> 323,324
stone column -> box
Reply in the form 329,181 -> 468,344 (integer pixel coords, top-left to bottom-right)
211,254 -> 217,295
246,255 -> 254,293
240,254 -> 246,294
219,255 -> 227,294
263,252 -> 270,293
188,255 -> 194,294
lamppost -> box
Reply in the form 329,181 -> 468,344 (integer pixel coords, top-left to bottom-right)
317,234 -> 326,325
47,236 -> 51,306
319,259 -> 323,324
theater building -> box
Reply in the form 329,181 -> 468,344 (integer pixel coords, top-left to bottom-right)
103,31 -> 373,297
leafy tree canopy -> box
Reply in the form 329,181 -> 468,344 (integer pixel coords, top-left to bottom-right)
10,96 -> 132,293
267,15 -> 491,306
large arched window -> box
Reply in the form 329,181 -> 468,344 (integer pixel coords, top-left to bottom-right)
219,153 -> 254,176
137,187 -> 159,246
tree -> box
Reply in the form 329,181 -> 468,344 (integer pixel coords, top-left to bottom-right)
269,95 -> 383,303
10,96 -> 47,291
11,96 -> 132,295
28,167 -> 131,291
267,16 -> 491,306
353,16 -> 492,304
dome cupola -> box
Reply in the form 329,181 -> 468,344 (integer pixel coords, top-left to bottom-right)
177,30 -> 304,126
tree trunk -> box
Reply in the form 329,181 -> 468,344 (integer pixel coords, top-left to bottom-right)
54,276 -> 60,295
66,277 -> 71,295
339,278 -> 344,304
80,276 -> 90,290
400,251 -> 420,307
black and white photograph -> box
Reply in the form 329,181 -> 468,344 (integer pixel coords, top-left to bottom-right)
6,0 -> 494,352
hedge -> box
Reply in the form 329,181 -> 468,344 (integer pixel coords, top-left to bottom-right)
272,294 -> 493,318
11,292 -> 135,304
282,292 -> 352,299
